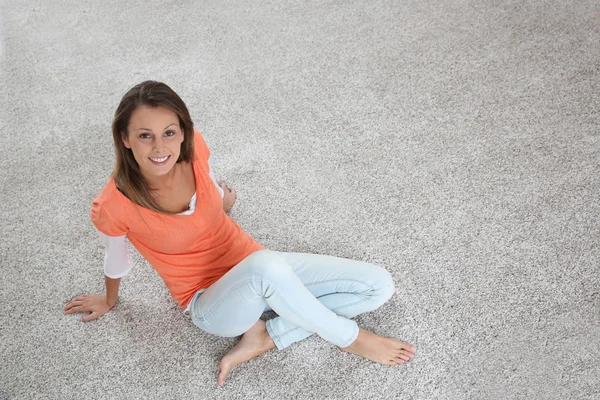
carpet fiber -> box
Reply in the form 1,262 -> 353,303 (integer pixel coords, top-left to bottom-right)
1,0 -> 599,399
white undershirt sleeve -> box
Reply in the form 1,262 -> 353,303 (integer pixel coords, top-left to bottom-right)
97,230 -> 133,279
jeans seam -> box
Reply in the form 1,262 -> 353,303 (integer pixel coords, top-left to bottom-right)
303,278 -> 376,295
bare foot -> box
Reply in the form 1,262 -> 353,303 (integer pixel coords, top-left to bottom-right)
341,328 -> 416,366
218,319 -> 276,386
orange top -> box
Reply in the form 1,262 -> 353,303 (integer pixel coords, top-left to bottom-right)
91,130 -> 265,309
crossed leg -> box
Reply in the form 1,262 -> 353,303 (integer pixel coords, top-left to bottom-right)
189,250 -> 416,385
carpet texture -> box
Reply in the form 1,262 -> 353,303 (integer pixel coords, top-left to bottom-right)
1,0 -> 598,399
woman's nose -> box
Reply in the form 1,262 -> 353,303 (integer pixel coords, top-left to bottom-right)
153,136 -> 165,152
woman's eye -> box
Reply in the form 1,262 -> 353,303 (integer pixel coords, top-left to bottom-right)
139,133 -> 151,139
165,130 -> 175,137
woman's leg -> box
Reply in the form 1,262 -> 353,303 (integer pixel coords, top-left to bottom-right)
190,249 -> 361,347
190,249 -> 415,385
263,251 -> 395,349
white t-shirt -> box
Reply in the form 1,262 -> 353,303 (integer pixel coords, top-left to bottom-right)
97,162 -> 225,313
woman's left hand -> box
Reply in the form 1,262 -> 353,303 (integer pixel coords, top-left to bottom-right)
221,180 -> 236,212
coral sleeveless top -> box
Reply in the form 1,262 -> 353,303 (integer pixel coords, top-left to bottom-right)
91,130 -> 265,309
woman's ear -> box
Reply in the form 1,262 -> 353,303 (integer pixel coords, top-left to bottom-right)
121,133 -> 131,149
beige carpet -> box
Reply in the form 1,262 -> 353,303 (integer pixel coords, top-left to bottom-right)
1,0 -> 598,399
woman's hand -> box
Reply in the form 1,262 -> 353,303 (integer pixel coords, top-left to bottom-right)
63,294 -> 113,322
221,180 -> 237,213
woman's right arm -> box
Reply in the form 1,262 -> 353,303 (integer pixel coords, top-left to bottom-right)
64,278 -> 118,322
64,232 -> 132,322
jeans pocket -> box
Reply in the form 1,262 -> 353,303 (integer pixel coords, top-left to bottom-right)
188,289 -> 206,320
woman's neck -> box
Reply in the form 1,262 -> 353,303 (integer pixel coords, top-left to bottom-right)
143,163 -> 180,191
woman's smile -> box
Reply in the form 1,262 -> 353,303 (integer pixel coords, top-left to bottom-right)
149,155 -> 171,165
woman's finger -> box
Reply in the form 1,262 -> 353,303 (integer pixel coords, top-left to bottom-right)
65,295 -> 85,306
81,312 -> 99,322
65,306 -> 86,314
64,301 -> 83,311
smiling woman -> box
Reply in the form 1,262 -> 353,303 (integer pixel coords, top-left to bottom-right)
111,82 -> 196,214
64,80 -> 416,386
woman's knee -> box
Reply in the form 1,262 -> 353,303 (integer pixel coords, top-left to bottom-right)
372,265 -> 395,303
243,250 -> 292,280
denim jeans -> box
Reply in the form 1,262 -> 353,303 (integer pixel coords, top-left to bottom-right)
189,249 -> 395,349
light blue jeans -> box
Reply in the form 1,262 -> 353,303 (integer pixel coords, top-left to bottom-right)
189,250 -> 395,349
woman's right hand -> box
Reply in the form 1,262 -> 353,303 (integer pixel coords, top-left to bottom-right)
64,294 -> 113,322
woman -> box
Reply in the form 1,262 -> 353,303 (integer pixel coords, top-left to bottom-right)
64,81 -> 416,386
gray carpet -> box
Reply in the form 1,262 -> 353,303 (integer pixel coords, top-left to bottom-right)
1,0 -> 598,399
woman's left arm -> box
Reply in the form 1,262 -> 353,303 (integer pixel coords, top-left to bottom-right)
209,162 -> 236,212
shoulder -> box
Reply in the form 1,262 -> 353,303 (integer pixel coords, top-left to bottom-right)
91,178 -> 131,236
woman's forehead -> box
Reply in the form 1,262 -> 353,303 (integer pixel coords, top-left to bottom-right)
129,105 -> 179,130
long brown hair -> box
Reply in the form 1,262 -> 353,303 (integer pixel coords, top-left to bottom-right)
111,80 -> 195,214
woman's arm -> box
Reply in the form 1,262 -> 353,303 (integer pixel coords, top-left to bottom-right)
208,161 -> 236,212
99,232 -> 131,308
64,232 -> 131,322
105,275 -> 120,308
100,232 -> 133,278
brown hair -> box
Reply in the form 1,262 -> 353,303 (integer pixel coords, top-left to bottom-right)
111,80 -> 195,214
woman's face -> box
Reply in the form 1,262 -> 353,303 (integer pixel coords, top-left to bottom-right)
122,105 -> 185,179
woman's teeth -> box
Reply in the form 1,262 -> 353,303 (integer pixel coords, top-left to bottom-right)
150,156 -> 169,163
